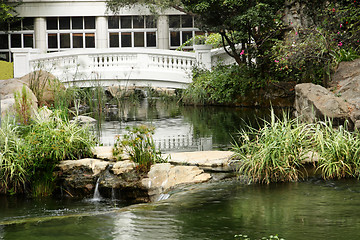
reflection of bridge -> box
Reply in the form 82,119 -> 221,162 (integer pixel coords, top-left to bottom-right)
12,45 -> 233,89
154,135 -> 213,152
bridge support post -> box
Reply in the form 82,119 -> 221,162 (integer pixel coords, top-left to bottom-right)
194,44 -> 212,70
11,48 -> 39,78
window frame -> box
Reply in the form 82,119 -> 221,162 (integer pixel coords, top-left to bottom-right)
0,18 -> 34,62
108,15 -> 157,48
46,17 -> 96,52
169,15 -> 203,50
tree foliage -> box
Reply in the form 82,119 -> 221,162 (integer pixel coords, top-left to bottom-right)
0,1 -> 19,24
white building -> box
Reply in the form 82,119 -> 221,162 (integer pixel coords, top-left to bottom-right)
1,0 -> 204,62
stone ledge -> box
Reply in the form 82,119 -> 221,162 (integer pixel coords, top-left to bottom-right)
164,151 -> 234,171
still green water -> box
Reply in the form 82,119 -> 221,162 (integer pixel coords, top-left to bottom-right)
1,105 -> 359,239
1,178 -> 360,239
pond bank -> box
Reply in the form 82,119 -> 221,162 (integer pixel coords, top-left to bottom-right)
55,149 -> 236,203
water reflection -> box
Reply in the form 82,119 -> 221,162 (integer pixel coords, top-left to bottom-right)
96,99 -> 283,152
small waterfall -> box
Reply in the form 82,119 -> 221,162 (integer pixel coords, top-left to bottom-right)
111,188 -> 116,201
157,193 -> 170,201
92,178 -> 102,201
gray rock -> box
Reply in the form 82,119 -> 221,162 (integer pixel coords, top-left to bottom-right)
295,83 -> 351,125
73,115 -> 97,124
165,151 -> 234,172
295,59 -> 360,129
57,158 -> 110,176
112,160 -> 137,175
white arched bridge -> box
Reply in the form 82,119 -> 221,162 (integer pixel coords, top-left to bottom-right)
12,45 -> 234,89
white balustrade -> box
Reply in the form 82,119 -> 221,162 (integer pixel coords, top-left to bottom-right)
13,47 -> 225,89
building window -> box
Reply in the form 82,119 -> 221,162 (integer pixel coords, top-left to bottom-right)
169,15 -> 203,50
108,16 -> 157,48
0,18 -> 34,62
46,17 -> 96,51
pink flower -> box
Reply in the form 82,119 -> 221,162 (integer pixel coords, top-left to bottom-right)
338,42 -> 343,46
240,50 -> 245,55
274,60 -> 279,63
295,32 -> 298,35
340,24 -> 343,28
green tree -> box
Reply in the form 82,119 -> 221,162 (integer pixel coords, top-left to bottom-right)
0,1 -> 19,25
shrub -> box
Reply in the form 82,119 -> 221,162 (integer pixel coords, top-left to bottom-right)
182,64 -> 261,105
312,120 -> 360,179
232,110 -> 312,184
113,125 -> 166,172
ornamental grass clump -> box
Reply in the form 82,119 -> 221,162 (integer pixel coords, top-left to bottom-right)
312,120 -> 360,180
232,110 -> 313,184
113,125 -> 166,172
0,109 -> 96,196
0,118 -> 30,194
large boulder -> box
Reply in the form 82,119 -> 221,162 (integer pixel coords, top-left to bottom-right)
295,83 -> 351,125
330,59 -> 360,127
295,59 -> 360,128
20,70 -> 64,105
0,78 -> 38,117
142,163 -> 211,201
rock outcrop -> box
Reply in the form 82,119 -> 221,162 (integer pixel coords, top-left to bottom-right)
295,59 -> 360,128
142,163 -> 211,201
55,150 -> 236,203
295,83 -> 351,125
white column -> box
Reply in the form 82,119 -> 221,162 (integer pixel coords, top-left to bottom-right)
34,17 -> 47,53
194,45 -> 212,70
96,16 -> 108,48
157,15 -> 169,50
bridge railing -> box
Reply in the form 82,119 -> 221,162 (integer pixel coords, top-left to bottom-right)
12,45 -> 235,89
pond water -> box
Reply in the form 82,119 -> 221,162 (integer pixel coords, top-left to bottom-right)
94,99 -> 278,152
2,178 -> 360,239
2,103 -> 359,239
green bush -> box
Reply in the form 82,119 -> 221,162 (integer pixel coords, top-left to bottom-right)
182,64 -> 261,105
113,125 -> 166,172
0,61 -> 13,80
